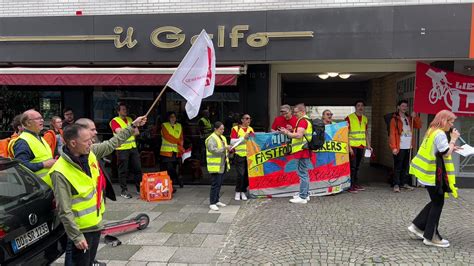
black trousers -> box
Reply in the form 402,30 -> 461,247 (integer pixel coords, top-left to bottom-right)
210,173 -> 224,204
65,231 -> 101,266
412,186 -> 445,240
349,147 -> 364,186
393,149 -> 411,186
161,155 -> 179,186
234,155 -> 249,193
117,148 -> 142,192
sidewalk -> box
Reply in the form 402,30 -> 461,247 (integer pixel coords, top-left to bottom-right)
53,184 -> 474,265
54,185 -> 241,265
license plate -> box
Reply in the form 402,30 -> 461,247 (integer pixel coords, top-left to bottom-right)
11,223 -> 50,253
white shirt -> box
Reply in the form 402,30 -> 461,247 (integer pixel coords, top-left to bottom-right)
399,116 -> 412,150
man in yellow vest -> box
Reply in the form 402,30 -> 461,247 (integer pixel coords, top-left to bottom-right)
345,100 -> 373,193
279,103 -> 312,204
230,113 -> 254,201
49,124 -> 128,265
160,112 -> 184,191
110,103 -> 142,199
12,109 -> 56,177
54,117 -> 146,266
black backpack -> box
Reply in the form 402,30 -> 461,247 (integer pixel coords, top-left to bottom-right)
384,112 -> 402,136
300,118 -> 326,150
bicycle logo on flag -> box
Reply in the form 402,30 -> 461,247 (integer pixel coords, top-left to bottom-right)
426,69 -> 474,114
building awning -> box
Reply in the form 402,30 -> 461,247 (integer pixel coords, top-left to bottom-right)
0,66 -> 245,86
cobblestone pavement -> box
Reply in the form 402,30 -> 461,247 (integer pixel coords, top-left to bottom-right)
214,185 -> 474,265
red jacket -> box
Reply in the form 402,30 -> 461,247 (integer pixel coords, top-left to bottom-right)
389,114 -> 422,152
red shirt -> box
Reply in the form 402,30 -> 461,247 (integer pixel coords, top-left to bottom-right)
271,115 -> 298,131
345,114 -> 367,149
110,117 -> 130,132
230,126 -> 249,139
293,118 -> 311,159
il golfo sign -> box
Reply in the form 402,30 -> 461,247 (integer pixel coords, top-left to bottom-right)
415,62 -> 474,116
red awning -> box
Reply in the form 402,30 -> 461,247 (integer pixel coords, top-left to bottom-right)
0,67 -> 242,86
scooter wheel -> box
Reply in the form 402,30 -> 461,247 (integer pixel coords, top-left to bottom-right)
135,213 -> 150,230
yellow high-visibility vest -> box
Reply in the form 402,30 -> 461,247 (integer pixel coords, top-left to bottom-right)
348,113 -> 368,147
231,125 -> 254,157
200,117 -> 212,137
409,129 -> 458,198
206,133 -> 230,173
110,117 -> 136,150
47,152 -> 105,229
291,116 -> 313,154
17,132 -> 53,177
160,122 -> 182,155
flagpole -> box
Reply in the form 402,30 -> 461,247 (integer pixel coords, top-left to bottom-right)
145,85 -> 168,117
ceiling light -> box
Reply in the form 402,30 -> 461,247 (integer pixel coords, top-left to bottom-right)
318,74 -> 329,80
327,72 -> 339,77
339,74 -> 351,79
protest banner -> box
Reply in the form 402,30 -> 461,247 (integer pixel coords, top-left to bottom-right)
415,62 -> 474,116
247,122 -> 351,197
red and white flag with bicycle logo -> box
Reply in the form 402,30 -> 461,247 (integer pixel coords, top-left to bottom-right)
415,62 -> 474,117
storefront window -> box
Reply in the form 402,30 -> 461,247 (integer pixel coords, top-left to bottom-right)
0,86 -> 61,137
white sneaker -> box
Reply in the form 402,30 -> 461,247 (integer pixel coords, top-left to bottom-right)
423,238 -> 450,248
216,202 -> 226,207
241,192 -> 248,201
293,195 -> 310,201
234,192 -> 240,201
407,224 -> 424,240
289,196 -> 307,204
209,204 -> 219,211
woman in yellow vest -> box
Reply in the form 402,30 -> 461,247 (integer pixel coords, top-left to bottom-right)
160,112 -> 184,191
230,113 -> 254,201
206,121 -> 231,211
408,110 -> 460,248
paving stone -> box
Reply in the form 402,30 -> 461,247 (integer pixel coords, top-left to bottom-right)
186,213 -> 220,223
208,205 -> 240,214
129,246 -> 178,262
126,232 -> 172,245
154,212 -> 189,222
159,221 -> 199,234
96,245 -> 142,261
125,261 -> 148,266
164,233 -> 207,247
193,222 -> 230,234
169,247 -> 219,264
180,205 -> 214,213
216,212 -> 237,223
104,211 -> 134,221
152,204 -> 185,212
201,234 -> 225,248
105,261 -> 127,266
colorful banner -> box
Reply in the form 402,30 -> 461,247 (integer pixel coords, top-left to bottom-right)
415,62 -> 474,116
247,122 -> 351,197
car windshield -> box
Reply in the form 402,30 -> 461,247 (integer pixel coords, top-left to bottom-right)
0,165 -> 43,209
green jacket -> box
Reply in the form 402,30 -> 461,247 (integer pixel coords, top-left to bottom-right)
51,126 -> 134,245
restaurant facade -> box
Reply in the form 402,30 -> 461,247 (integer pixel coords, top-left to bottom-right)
1,3 -> 474,186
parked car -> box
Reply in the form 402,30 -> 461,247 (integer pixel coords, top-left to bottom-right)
0,157 -> 67,265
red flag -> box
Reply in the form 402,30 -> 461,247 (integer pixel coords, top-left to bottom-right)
415,62 -> 474,116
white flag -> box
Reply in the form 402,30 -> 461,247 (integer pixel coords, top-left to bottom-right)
167,30 -> 216,119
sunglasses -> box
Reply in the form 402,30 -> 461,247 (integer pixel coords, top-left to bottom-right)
243,117 -> 252,120
325,113 -> 333,116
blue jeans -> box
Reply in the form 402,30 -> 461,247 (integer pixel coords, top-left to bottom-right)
210,173 -> 225,204
297,158 -> 310,198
